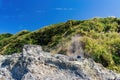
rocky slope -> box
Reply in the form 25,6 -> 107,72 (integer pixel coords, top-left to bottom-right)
0,45 -> 120,80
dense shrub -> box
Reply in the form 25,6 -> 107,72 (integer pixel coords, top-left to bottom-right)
0,33 -> 13,41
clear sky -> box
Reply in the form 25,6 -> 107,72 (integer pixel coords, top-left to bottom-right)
0,0 -> 120,34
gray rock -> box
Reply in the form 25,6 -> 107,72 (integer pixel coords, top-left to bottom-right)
0,45 -> 120,80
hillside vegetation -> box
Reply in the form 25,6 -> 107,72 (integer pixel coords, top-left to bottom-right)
0,17 -> 120,72
0,33 -> 13,41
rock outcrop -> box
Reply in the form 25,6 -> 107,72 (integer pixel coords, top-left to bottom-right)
0,45 -> 120,80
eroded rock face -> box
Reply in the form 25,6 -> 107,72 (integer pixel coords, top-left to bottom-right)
0,45 -> 120,80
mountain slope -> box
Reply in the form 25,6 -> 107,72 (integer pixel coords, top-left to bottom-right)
0,17 -> 120,72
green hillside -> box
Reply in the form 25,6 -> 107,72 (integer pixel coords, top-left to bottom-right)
0,17 -> 120,72
0,33 -> 13,41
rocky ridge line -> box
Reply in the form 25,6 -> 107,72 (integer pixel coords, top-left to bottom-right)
0,45 -> 120,80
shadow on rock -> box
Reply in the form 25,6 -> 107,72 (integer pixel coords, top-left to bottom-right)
1,56 -> 28,80
45,59 -> 84,78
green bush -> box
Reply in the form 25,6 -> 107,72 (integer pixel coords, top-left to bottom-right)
0,33 -> 13,41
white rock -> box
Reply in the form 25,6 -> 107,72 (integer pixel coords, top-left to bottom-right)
0,45 -> 119,80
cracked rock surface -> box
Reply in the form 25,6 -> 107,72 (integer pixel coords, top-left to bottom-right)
0,45 -> 120,80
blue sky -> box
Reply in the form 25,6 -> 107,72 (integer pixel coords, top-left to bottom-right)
0,0 -> 120,34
